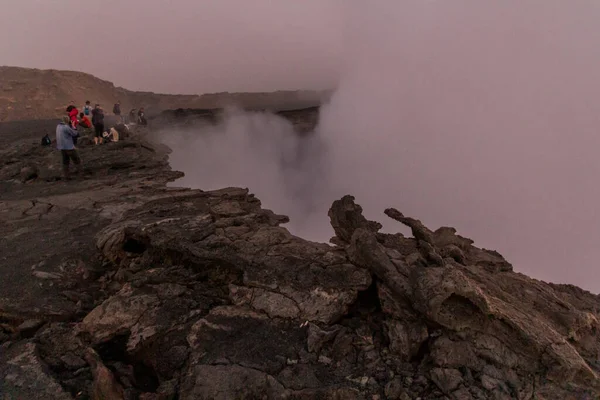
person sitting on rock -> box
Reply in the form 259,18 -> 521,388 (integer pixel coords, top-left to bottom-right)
56,116 -> 82,180
101,127 -> 120,143
79,112 -> 91,126
109,126 -> 120,142
79,112 -> 92,133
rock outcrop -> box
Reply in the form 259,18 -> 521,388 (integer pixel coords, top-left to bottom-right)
1,117 -> 600,399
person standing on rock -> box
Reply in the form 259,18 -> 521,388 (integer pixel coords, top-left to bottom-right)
113,101 -> 122,123
91,104 -> 105,145
56,116 -> 82,180
66,103 -> 79,128
137,107 -> 147,126
66,104 -> 79,146
82,100 -> 93,117
128,108 -> 136,124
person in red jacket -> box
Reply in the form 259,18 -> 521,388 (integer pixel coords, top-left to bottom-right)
79,112 -> 91,128
66,104 -> 79,128
69,107 -> 79,127
65,104 -> 79,145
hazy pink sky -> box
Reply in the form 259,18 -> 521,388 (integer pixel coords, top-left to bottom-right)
0,0 -> 342,93
4,1 -> 600,292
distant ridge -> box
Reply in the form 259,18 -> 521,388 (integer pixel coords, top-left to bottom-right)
0,66 -> 331,122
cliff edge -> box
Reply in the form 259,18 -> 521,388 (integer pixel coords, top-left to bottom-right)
0,66 -> 329,122
0,117 -> 599,400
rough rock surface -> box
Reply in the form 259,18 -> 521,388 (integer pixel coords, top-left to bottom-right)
1,115 -> 600,399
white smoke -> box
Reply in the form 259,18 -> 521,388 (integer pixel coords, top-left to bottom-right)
318,0 -> 600,292
165,1 -> 600,292
159,107 -> 334,239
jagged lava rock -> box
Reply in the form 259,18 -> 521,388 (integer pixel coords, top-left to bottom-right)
1,118 -> 600,399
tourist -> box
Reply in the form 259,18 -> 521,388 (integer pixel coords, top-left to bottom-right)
79,112 -> 92,135
82,100 -> 93,117
128,108 -> 137,124
66,103 -> 79,128
137,107 -> 147,126
56,116 -> 82,180
109,126 -> 120,142
91,104 -> 105,145
102,127 -> 120,143
65,105 -> 79,146
113,101 -> 122,123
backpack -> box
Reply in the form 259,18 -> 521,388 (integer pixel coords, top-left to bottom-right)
41,134 -> 51,146
84,105 -> 91,115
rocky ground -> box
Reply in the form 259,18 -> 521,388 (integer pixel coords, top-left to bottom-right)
1,113 -> 600,399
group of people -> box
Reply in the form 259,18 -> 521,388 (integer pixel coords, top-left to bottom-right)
128,107 -> 148,126
73,101 -> 105,145
111,102 -> 148,126
43,100 -> 148,180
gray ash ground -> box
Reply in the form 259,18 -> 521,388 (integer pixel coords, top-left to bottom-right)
1,110 -> 600,399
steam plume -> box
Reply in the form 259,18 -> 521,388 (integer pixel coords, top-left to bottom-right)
165,1 -> 600,292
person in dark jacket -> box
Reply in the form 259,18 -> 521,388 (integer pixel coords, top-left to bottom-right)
137,107 -> 147,126
56,116 -> 81,180
128,108 -> 136,124
113,101 -> 122,123
91,104 -> 105,145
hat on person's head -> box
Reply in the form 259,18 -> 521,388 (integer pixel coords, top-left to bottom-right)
62,116 -> 70,124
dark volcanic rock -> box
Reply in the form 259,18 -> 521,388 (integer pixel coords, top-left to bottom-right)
1,115 -> 600,399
